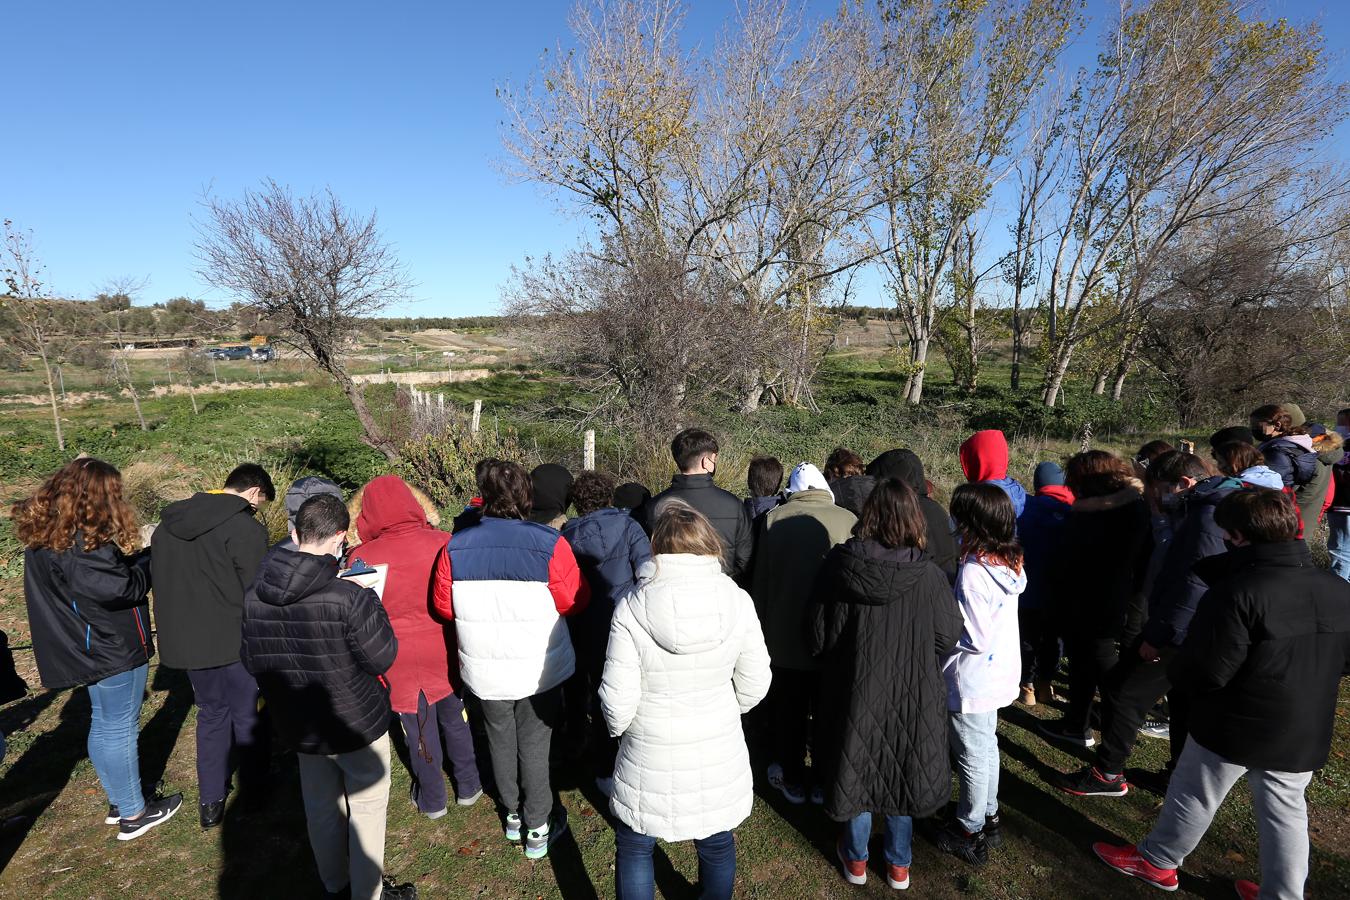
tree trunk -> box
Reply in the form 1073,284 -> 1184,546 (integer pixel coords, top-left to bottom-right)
1110,360 -> 1130,402
37,346 -> 64,452
1092,370 -> 1108,395
1042,347 -> 1072,407
341,377 -> 400,463
906,334 -> 930,404
1010,308 -> 1022,391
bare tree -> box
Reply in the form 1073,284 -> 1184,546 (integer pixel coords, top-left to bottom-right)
195,180 -> 413,461
867,0 -> 1078,404
1,220 -> 64,450
98,276 -> 152,431
1036,0 -> 1347,406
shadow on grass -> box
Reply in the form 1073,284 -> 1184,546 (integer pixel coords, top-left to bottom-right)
0,688 -> 74,871
138,664 -> 194,794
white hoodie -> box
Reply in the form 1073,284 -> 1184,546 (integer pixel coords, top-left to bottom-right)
600,554 -> 772,841
943,557 -> 1027,714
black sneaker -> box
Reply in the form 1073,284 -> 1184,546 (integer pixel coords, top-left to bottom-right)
200,799 -> 226,829
117,793 -> 183,841
934,822 -> 988,866
1052,765 -> 1129,797
381,876 -> 418,899
983,813 -> 1003,849
107,780 -> 167,825
1037,720 -> 1096,748
105,804 -> 121,826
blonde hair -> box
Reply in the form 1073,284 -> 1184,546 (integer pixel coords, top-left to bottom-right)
651,498 -> 725,563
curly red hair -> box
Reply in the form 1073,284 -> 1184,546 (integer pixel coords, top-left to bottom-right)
11,458 -> 140,554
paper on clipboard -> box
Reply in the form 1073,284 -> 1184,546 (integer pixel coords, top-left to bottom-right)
341,563 -> 388,600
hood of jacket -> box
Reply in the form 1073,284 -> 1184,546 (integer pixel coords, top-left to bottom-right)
1263,434 -> 1315,454
1035,484 -> 1075,505
967,557 -> 1028,595
1312,428 -> 1345,463
252,547 -> 341,607
1194,539 -> 1314,587
866,449 -> 928,494
631,554 -> 739,654
348,480 -> 439,544
959,430 -> 1009,482
160,491 -> 253,541
1073,483 -> 1144,513
834,538 -> 933,606
354,475 -> 430,542
531,463 -> 574,518
1237,466 -> 1284,490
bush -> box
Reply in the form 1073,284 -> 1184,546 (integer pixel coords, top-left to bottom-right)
396,421 -> 525,510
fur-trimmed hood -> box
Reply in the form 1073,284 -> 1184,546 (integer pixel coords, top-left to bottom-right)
346,481 -> 440,546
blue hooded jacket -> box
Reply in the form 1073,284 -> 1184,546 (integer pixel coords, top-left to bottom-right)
561,507 -> 653,616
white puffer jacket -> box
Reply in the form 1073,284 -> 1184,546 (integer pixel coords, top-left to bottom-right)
600,554 -> 772,842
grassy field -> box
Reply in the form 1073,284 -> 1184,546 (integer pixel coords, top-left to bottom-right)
0,330 -> 1346,898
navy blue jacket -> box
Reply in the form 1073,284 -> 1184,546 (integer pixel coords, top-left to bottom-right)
1142,475 -> 1241,648
561,508 -> 652,616
1017,489 -> 1073,610
1260,437 -> 1318,488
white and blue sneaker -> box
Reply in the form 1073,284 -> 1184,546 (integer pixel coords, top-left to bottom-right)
504,812 -> 522,843
524,811 -> 569,860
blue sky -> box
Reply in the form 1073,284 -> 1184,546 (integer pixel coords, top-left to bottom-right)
4,0 -> 1344,316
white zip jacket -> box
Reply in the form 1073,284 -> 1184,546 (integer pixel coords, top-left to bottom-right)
943,557 -> 1026,714
600,554 -> 772,842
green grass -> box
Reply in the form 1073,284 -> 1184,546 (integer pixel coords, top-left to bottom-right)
0,663 -> 1347,898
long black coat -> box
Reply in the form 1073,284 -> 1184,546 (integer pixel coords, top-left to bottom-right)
241,548 -> 398,755
1051,488 -> 1152,640
1172,540 -> 1350,772
810,538 -> 963,821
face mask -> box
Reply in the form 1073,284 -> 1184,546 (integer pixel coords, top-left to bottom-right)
1158,492 -> 1183,511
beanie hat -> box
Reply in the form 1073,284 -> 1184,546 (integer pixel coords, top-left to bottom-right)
530,463 -> 574,519
1033,461 -> 1066,490
285,477 -> 344,529
1282,403 -> 1307,428
787,462 -> 832,498
613,482 -> 650,511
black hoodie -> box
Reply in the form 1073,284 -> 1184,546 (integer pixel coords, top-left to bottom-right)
241,548 -> 397,755
151,492 -> 267,669
865,450 -> 958,578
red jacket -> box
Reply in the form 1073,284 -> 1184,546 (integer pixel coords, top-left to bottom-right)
348,475 -> 456,713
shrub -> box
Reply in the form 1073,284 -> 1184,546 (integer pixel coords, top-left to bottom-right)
396,421 -> 526,510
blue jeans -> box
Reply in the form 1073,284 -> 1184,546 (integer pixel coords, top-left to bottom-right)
1328,511 -> 1350,582
844,812 -> 913,867
614,821 -> 735,900
87,664 -> 148,819
948,710 -> 1000,834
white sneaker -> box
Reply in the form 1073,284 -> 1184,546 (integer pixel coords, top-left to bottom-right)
456,788 -> 483,807
766,763 -> 807,805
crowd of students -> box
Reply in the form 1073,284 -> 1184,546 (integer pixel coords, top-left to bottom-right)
9,402 -> 1350,900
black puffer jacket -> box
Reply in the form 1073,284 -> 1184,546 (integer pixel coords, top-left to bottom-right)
639,474 -> 753,578
24,537 -> 154,690
1172,540 -> 1350,772
152,492 -> 267,669
811,538 -> 962,821
1052,488 -> 1152,640
865,450 -> 958,578
241,548 -> 398,755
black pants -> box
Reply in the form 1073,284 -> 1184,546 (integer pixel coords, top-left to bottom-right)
769,667 -> 820,787
562,608 -> 619,777
1097,641 -> 1176,774
187,661 -> 270,805
1063,636 -> 1119,736
1018,608 -> 1061,685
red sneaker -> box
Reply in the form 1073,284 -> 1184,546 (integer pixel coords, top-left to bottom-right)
1093,842 -> 1180,892
887,864 -> 910,890
1234,880 -> 1259,900
836,838 -> 867,886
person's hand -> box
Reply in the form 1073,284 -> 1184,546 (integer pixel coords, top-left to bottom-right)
1139,641 -> 1161,663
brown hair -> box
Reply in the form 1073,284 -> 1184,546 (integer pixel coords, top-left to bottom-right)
1250,404 -> 1307,437
854,478 -> 928,550
569,470 -> 616,517
1147,451 -> 1218,488
824,447 -> 865,482
480,461 -> 532,520
1213,442 -> 1265,478
949,482 -> 1022,570
651,499 -> 725,563
1064,450 -> 1136,499
12,458 -> 140,554
747,456 -> 784,498
1214,488 -> 1299,543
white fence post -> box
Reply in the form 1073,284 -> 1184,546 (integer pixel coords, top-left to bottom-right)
471,399 -> 482,435
584,430 -> 596,470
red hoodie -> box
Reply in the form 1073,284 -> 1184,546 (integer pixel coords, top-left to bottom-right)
349,475 -> 455,713
960,430 -> 1010,482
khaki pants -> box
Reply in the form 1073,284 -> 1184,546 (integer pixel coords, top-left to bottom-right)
297,733 -> 391,900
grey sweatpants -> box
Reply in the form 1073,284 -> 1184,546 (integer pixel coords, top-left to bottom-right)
1139,738 -> 1311,900
480,685 -> 562,831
